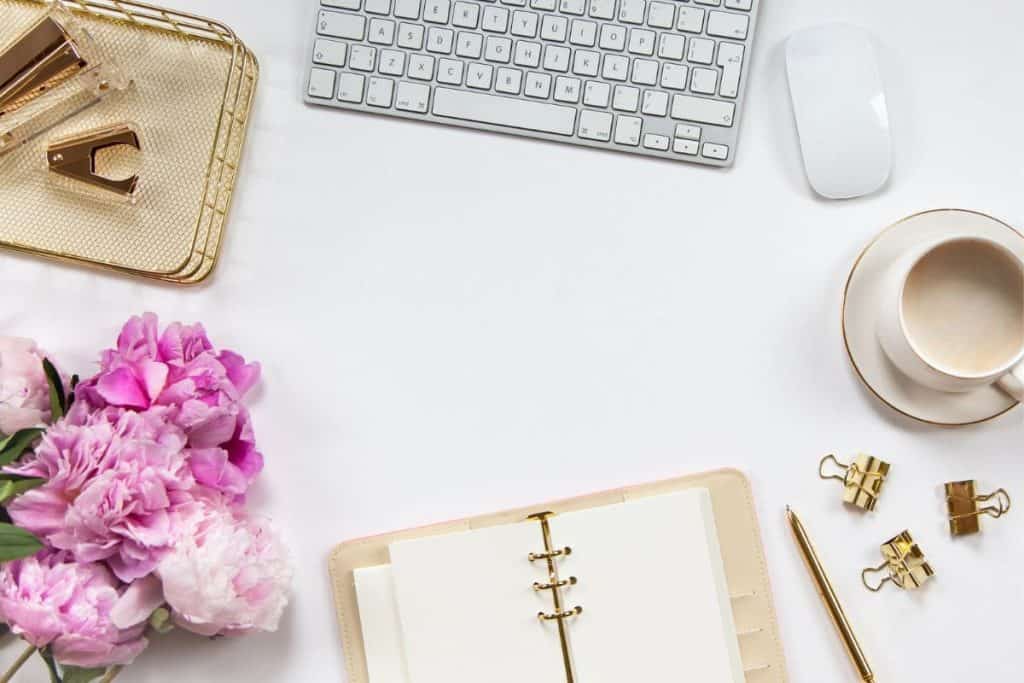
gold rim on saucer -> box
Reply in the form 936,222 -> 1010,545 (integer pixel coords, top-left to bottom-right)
841,208 -> 1024,427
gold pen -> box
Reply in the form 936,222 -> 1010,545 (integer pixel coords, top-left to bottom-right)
787,506 -> 875,683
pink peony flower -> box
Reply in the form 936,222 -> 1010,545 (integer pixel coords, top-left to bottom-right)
7,403 -> 194,582
0,337 -> 52,434
157,497 -> 291,637
0,551 -> 148,668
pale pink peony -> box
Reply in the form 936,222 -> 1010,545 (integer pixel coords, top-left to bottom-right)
7,403 -> 194,582
0,551 -> 148,668
0,337 -> 52,434
157,497 -> 291,636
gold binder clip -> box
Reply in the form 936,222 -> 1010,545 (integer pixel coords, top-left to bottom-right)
944,480 -> 1011,537
818,453 -> 890,511
0,13 -> 85,118
861,530 -> 934,592
47,123 -> 141,198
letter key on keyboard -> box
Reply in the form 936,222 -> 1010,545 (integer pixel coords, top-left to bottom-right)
305,0 -> 762,165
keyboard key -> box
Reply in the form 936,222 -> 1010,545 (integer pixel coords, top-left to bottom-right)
579,110 -> 613,140
717,42 -> 744,98
482,6 -> 510,32
318,11 -> 365,40
313,39 -> 347,67
485,36 -> 513,62
658,34 -> 684,61
569,20 -> 597,46
338,73 -> 365,102
676,7 -> 705,33
583,80 -> 610,106
688,38 -> 715,64
619,0 -> 645,24
661,63 -> 687,89
544,45 -> 571,71
323,0 -> 360,9
514,40 -> 542,67
589,0 -> 615,20
602,54 -> 629,81
531,0 -> 557,9
702,142 -> 729,160
628,29 -> 656,56
512,11 -> 540,37
426,27 -> 455,53
643,133 -> 669,150
540,15 -> 568,41
554,76 -> 581,102
673,138 -> 698,155
395,0 -> 422,18
694,0 -> 721,5
647,2 -> 675,29
396,81 -> 431,112
725,0 -> 752,9
438,58 -> 465,84
573,50 -> 600,77
398,23 -> 425,48
308,68 -> 336,98
674,123 -> 701,139
366,77 -> 395,106
525,71 -> 552,97
365,0 -> 391,14
641,89 -> 668,115
432,87 -> 577,135
423,0 -> 451,23
614,115 -> 642,145
502,0 -> 528,6
560,0 -> 586,15
707,10 -> 749,40
631,59 -> 658,85
496,67 -> 524,93
368,18 -> 396,45
599,24 -> 626,51
350,44 -> 377,70
453,2 -> 480,27
670,93 -> 735,126
612,84 -> 639,111
468,62 -> 494,88
690,67 -> 718,94
409,54 -> 435,79
457,32 -> 484,57
379,49 -> 406,75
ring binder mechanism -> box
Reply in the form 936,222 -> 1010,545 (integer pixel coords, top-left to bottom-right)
861,530 -> 934,592
818,453 -> 890,511
944,480 -> 1011,536
0,6 -> 128,156
527,511 -> 581,683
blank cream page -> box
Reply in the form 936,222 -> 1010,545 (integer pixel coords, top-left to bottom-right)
389,521 -> 567,683
552,489 -> 745,683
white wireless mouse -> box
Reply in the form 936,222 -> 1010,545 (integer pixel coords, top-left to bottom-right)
786,24 -> 891,199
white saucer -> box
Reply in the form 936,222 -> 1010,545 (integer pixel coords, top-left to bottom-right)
842,208 -> 1024,426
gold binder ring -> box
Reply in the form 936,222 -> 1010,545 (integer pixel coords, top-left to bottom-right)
534,576 -> 577,591
529,547 -> 572,562
537,606 -> 583,621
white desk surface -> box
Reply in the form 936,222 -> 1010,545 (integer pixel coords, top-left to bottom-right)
2,0 -> 1022,680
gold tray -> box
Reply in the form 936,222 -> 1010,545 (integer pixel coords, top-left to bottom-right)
0,0 -> 258,284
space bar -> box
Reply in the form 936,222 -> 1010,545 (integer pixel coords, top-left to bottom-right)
432,88 -> 577,136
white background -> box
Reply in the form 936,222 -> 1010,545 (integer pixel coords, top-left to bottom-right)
2,0 -> 1023,680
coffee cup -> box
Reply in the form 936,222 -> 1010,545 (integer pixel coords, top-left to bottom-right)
877,235 -> 1024,397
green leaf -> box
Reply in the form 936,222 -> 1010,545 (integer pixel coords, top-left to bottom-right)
0,523 -> 44,562
0,428 -> 45,467
148,607 -> 174,634
43,359 -> 65,420
0,478 -> 45,504
39,648 -> 61,683
61,666 -> 105,683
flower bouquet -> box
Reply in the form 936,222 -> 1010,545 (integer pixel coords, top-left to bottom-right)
0,315 -> 291,682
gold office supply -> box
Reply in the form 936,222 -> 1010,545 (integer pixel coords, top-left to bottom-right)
787,507 -> 874,683
818,453 -> 890,511
944,481 -> 1011,536
47,122 -> 139,199
527,512 -> 581,683
0,11 -> 84,116
330,470 -> 790,683
861,530 -> 934,592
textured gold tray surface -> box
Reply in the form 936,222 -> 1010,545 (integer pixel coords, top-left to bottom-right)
0,0 -> 257,280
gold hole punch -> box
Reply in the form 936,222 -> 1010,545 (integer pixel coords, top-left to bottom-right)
944,480 -> 1011,537
861,530 -> 934,593
47,123 -> 141,199
818,453 -> 890,511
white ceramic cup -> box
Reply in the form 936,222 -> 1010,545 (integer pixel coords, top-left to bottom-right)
878,235 -> 1024,396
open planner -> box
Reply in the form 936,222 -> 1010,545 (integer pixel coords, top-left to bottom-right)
329,469 -> 788,683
